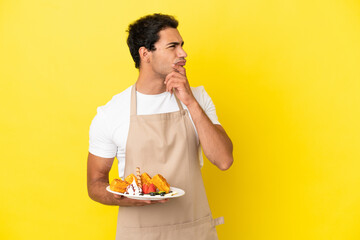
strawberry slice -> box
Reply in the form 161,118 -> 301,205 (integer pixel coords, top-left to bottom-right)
142,183 -> 157,194
143,183 -> 149,194
148,184 -> 156,193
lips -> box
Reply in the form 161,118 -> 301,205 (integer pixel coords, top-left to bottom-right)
175,60 -> 186,66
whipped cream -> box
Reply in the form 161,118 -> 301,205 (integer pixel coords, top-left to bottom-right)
125,178 -> 142,195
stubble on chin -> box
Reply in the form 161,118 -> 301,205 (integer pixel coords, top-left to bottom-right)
161,66 -> 173,79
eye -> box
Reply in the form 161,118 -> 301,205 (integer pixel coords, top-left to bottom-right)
168,45 -> 175,48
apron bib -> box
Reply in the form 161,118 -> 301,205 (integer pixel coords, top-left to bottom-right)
115,85 -> 223,240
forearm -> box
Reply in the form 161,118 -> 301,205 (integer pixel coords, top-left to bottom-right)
87,178 -> 122,206
187,101 -> 233,170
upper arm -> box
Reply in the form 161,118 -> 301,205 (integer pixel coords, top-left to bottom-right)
89,108 -> 118,158
87,152 -> 114,187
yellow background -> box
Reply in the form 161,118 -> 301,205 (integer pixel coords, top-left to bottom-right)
1,0 -> 360,239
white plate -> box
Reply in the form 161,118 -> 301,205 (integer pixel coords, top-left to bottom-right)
106,186 -> 185,200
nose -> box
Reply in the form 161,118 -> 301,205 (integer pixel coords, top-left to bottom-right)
178,46 -> 187,59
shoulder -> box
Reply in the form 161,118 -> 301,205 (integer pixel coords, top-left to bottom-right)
191,85 -> 206,96
190,85 -> 221,125
97,86 -> 132,116
191,86 -> 212,107
94,85 -> 132,128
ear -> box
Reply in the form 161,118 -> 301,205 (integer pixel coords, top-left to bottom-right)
139,47 -> 151,64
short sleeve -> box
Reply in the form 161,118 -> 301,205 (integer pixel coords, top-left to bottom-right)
89,107 -> 117,158
197,86 -> 221,125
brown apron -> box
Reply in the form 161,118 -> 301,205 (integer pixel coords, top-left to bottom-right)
115,84 -> 224,240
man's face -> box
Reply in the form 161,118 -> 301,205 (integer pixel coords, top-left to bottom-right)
149,28 -> 187,78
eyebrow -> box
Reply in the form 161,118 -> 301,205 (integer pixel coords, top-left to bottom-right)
166,41 -> 184,47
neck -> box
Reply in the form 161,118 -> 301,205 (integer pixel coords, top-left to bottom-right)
136,69 -> 166,95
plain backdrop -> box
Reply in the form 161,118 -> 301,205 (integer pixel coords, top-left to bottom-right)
1,0 -> 360,239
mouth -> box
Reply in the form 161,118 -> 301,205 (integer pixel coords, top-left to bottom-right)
174,59 -> 186,66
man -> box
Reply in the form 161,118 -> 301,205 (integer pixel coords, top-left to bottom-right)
87,13 -> 233,239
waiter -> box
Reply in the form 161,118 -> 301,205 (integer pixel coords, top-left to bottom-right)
87,13 -> 233,239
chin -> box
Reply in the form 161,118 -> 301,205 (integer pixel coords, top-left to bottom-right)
162,69 -> 173,77
155,66 -> 173,78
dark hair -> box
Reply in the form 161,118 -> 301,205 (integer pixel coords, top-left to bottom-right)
126,13 -> 178,68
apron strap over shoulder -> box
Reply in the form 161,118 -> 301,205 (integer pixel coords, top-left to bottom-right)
173,89 -> 184,111
130,84 -> 137,116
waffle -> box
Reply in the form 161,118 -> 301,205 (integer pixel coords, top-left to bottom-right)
141,172 -> 152,186
151,174 -> 170,193
125,174 -> 137,185
109,178 -> 129,193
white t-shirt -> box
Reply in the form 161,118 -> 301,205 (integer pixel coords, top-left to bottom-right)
89,85 -> 220,179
